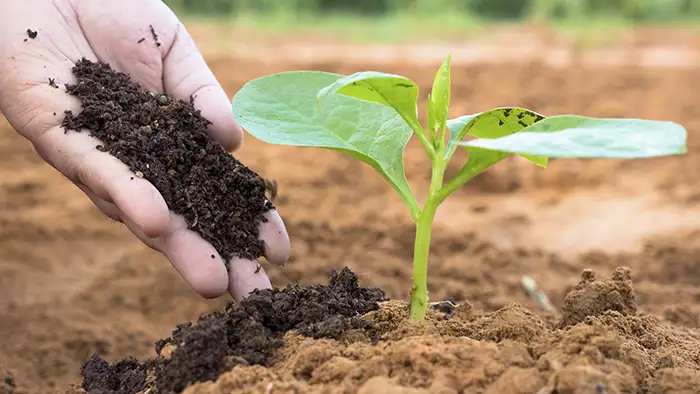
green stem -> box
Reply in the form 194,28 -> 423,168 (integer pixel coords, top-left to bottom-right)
409,156 -> 445,320
409,200 -> 438,320
401,113 -> 436,161
439,122 -> 447,151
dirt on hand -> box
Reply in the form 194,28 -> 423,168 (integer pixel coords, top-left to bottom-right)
61,58 -> 270,262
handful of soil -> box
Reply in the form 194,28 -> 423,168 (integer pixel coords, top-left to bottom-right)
61,58 -> 270,262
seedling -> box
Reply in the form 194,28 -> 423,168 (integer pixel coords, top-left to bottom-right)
231,55 -> 687,321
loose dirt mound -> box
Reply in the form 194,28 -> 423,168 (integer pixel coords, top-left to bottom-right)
120,267 -> 697,394
2,30 -> 700,394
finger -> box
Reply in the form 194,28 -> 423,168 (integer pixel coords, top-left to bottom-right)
260,209 -> 291,266
228,258 -> 272,302
32,125 -> 170,238
119,212 -> 230,299
161,22 -> 243,152
75,182 -> 124,223
72,0 -> 168,93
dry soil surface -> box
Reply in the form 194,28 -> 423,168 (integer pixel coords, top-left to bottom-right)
2,30 -> 700,394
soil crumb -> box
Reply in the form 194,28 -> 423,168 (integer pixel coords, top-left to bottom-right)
80,267 -> 387,393
61,58 -> 270,261
560,267 -> 637,327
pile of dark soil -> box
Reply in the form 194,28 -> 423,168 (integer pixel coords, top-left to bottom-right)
80,267 -> 387,393
61,58 -> 270,262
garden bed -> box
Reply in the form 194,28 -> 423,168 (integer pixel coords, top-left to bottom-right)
81,265 -> 700,393
2,39 -> 700,394
67,58 -> 698,394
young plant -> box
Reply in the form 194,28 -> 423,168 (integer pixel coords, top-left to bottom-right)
231,55 -> 687,321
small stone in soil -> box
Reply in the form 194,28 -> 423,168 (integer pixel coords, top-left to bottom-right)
431,298 -> 457,320
3,375 -> 15,387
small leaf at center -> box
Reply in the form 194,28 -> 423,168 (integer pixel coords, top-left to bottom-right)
317,71 -> 421,131
445,107 -> 549,166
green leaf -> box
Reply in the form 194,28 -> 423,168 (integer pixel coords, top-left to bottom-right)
445,107 -> 549,166
430,55 -> 451,135
232,71 -> 419,218
316,71 -> 421,130
455,115 -> 687,158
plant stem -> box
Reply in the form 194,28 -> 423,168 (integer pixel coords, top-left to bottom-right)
402,113 -> 436,161
409,156 -> 445,320
409,200 -> 438,320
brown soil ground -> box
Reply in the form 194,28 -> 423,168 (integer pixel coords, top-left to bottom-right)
2,28 -> 700,394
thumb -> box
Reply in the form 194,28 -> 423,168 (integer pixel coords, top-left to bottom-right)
161,22 -> 243,152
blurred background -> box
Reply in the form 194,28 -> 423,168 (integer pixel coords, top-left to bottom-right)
161,0 -> 700,71
164,0 -> 700,43
2,1 -> 700,393
166,0 -> 700,31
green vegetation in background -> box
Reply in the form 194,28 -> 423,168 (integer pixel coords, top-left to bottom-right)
165,0 -> 700,22
164,0 -> 700,44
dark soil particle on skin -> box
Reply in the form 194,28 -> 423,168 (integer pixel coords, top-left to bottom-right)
26,29 -> 37,39
60,58 -> 271,262
149,25 -> 161,47
80,267 -> 387,394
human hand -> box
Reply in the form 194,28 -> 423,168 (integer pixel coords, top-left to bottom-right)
0,0 -> 290,300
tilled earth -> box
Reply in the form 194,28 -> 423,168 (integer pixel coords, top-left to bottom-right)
2,31 -> 700,394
